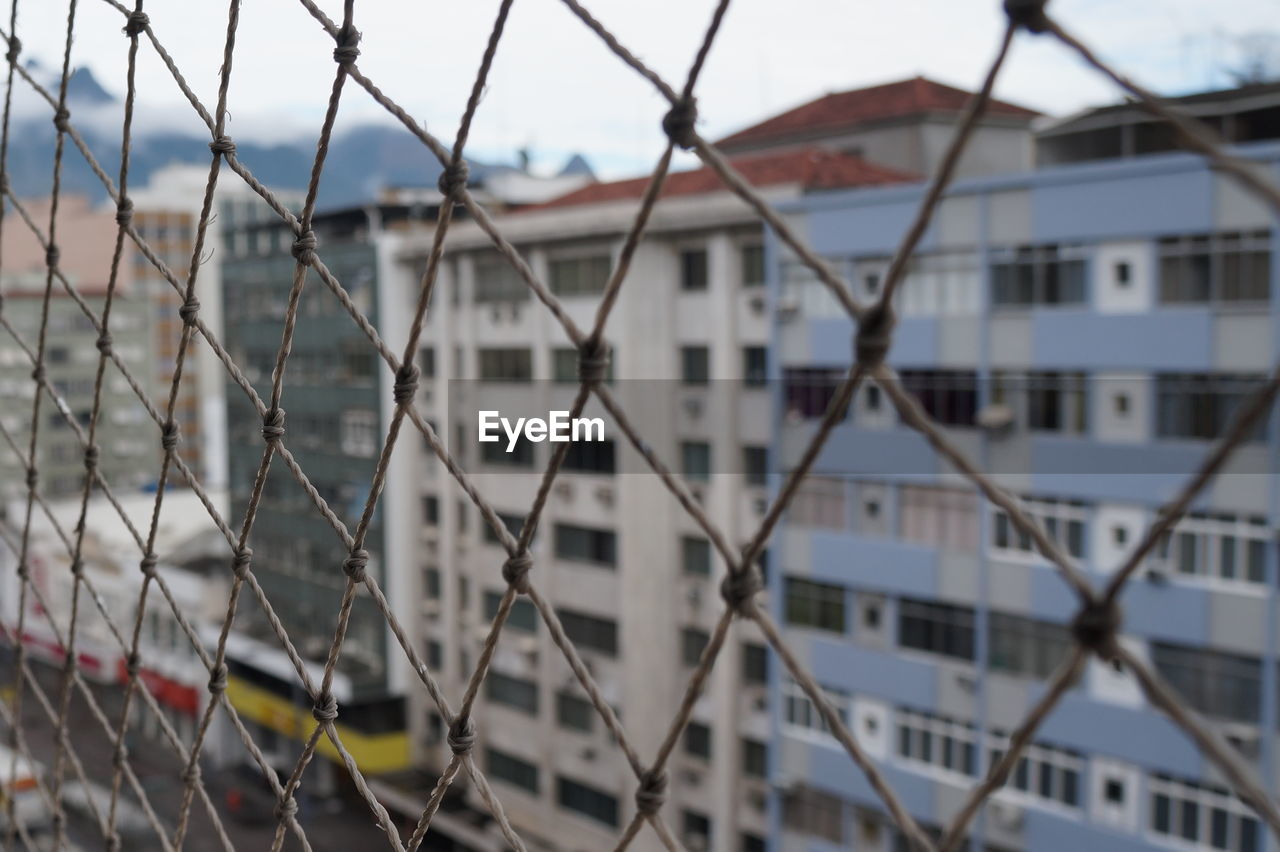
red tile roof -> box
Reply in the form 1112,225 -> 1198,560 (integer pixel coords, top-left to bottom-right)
529,147 -> 915,211
717,76 -> 1039,150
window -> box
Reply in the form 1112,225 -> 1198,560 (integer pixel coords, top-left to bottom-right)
742,738 -> 767,777
991,496 -> 1087,561
422,495 -> 439,526
1151,642 -> 1261,723
898,598 -> 975,661
788,476 -> 845,529
781,785 -> 844,844
681,627 -> 710,666
680,346 -> 710,384
418,346 -> 436,378
549,254 -> 611,297
988,734 -> 1082,809
557,776 -> 619,827
473,252 -> 529,302
784,577 -> 845,633
556,690 -> 594,733
742,445 -> 767,486
783,367 -> 847,420
988,613 -> 1072,680
1153,511 -> 1269,586
899,370 -> 978,427
681,535 -> 712,576
1156,373 -> 1270,442
741,243 -> 765,288
885,251 -> 981,316
1150,773 -> 1259,852
899,485 -> 979,552
487,747 -> 539,794
742,643 -> 768,685
684,721 -> 712,758
554,523 -> 617,567
482,511 -> 526,546
481,435 -> 535,467
552,346 -> 614,383
897,707 -> 978,777
340,410 -> 379,457
992,371 -> 1088,434
680,248 -> 708,291
484,590 -> 538,632
742,833 -> 766,852
1115,261 -> 1131,286
1158,231 -> 1270,305
683,811 -> 712,847
478,347 -> 533,382
557,608 -> 618,656
485,672 -> 539,715
990,243 -> 1087,307
742,346 -> 767,386
681,441 -> 711,481
563,439 -> 616,473
423,568 -> 441,599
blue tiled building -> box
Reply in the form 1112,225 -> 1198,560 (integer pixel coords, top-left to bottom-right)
766,130 -> 1280,852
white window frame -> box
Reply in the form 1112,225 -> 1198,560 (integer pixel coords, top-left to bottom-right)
895,707 -> 979,781
340,409 -> 379,458
988,732 -> 1084,813
990,496 -> 1089,564
1147,773 -> 1260,852
1152,512 -> 1270,591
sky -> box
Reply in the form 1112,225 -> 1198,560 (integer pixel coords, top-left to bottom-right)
7,0 -> 1278,178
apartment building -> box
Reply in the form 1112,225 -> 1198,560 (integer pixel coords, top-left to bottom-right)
0,195 -> 154,500
770,107 -> 1280,849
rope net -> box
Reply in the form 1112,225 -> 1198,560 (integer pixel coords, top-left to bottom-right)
0,0 -> 1277,850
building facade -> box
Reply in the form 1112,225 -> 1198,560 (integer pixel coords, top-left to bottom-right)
770,139 -> 1280,851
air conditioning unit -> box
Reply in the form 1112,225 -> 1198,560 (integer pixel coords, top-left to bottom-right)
682,396 -> 704,418
687,584 -> 703,609
681,768 -> 702,787
594,484 -> 614,506
955,672 -> 978,694
989,799 -> 1023,831
976,403 -> 1014,432
516,635 -> 538,656
776,294 -> 799,319
684,835 -> 709,852
580,747 -> 597,762
422,599 -> 441,618
555,481 -> 574,500
490,305 -> 502,323
753,497 -> 767,515
1223,723 -> 1262,759
753,695 -> 767,713
690,485 -> 705,504
747,293 -> 766,315
1144,563 -> 1170,586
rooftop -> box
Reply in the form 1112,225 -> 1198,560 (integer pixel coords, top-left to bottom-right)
530,146 -> 916,211
716,75 -> 1040,151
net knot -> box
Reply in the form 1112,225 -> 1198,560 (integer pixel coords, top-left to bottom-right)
1071,598 -> 1121,657
96,332 -> 114,355
262,407 -> 286,443
342,549 -> 369,583
447,715 -> 476,755
181,764 -> 201,785
232,546 -> 253,580
662,97 -> 698,150
105,835 -> 122,852
6,36 -> 20,64
720,567 -> 762,616
45,244 -> 60,269
111,743 -> 128,770
502,552 -> 533,594
577,338 -> 611,385
123,10 -> 150,37
209,135 -> 236,156
333,23 -> 361,64
393,362 -> 420,406
125,651 -> 140,677
854,302 -> 894,368
635,768 -> 668,816
140,552 -> 158,577
291,230 -> 317,265
52,108 -> 70,134
115,198 -> 134,226
1003,0 -> 1049,33
25,467 -> 37,489
274,796 -> 298,822
30,364 -> 45,384
208,663 -> 228,694
437,162 -> 469,202
178,295 -> 201,327
312,692 -> 339,722
0,172 -> 9,195
83,444 -> 99,471
160,420 -> 181,452
70,557 -> 83,577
